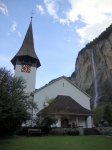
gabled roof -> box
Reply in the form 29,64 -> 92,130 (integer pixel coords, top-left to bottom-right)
11,20 -> 41,68
34,76 -> 91,99
38,95 -> 95,116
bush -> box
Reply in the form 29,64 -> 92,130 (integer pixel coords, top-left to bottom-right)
16,127 -> 29,135
67,129 -> 79,136
36,116 -> 58,135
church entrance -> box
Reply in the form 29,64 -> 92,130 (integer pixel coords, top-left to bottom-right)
61,118 -> 68,128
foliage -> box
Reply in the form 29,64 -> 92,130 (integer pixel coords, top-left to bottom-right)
93,104 -> 104,125
43,97 -> 54,107
36,97 -> 58,134
16,127 -> 41,136
103,104 -> 112,124
36,115 -> 58,134
15,127 -> 29,135
0,67 -> 37,137
36,97 -> 72,134
67,128 -> 79,135
93,103 -> 112,126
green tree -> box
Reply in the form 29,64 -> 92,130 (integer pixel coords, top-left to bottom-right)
43,97 -> 54,107
0,67 -> 37,137
36,98 -> 58,134
93,104 -> 104,125
103,104 -> 112,124
36,97 -> 71,134
36,115 -> 58,134
93,103 -> 112,126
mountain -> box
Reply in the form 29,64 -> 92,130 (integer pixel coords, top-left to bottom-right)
71,24 -> 112,108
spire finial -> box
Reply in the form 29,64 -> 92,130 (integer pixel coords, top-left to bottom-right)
31,10 -> 34,22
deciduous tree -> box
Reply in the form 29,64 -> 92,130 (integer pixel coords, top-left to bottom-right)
0,68 -> 37,136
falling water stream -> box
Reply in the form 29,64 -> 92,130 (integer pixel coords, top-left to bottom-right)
91,49 -> 98,108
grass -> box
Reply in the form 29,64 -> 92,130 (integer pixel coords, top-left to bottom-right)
0,135 -> 112,150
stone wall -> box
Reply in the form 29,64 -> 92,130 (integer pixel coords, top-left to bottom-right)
96,127 -> 112,135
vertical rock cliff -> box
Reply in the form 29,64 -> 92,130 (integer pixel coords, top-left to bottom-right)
71,24 -> 112,108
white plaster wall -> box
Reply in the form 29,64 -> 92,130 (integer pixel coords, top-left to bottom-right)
78,117 -> 86,128
87,116 -> 92,128
34,77 -> 91,116
52,117 -> 61,127
15,64 -> 36,93
51,116 -> 92,128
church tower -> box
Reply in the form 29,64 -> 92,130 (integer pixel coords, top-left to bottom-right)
11,19 -> 41,93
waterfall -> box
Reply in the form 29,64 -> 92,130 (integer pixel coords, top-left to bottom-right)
91,49 -> 98,108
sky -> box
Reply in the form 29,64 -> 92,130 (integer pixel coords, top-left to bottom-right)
0,0 -> 112,89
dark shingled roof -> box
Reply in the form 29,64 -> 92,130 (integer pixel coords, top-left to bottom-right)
38,95 -> 95,116
11,21 -> 41,68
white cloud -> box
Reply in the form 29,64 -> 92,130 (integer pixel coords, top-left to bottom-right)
67,0 -> 112,24
67,0 -> 112,42
44,0 -> 58,19
37,5 -> 45,15
18,32 -> 21,38
11,21 -> 17,32
40,0 -> 112,43
10,21 -> 21,38
43,0 -> 69,24
0,2 -> 8,15
59,18 -> 69,25
76,20 -> 112,43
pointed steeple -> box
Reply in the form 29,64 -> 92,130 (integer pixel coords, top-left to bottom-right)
11,19 -> 41,68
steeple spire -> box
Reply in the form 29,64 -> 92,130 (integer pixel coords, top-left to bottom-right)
11,19 -> 41,68
30,10 -> 34,22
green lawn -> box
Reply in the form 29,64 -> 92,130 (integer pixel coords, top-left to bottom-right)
0,135 -> 112,150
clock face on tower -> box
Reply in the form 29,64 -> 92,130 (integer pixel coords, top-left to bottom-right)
21,64 -> 31,73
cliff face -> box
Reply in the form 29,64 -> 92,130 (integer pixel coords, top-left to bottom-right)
71,24 -> 112,108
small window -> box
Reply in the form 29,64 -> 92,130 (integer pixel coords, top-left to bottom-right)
63,83 -> 64,87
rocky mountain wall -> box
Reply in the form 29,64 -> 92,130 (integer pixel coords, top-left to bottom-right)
71,24 -> 112,108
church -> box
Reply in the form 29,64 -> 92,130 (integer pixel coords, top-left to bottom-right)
11,19 -> 94,128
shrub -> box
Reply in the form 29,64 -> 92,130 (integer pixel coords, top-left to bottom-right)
67,129 -> 79,136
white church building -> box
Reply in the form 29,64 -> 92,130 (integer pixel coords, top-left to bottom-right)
11,19 -> 94,129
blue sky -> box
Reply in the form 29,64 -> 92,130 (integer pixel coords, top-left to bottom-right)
0,0 -> 112,89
